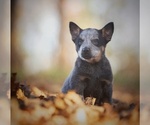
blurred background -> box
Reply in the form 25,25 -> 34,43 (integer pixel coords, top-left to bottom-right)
140,0 -> 150,124
0,0 -> 10,125
11,0 -> 139,94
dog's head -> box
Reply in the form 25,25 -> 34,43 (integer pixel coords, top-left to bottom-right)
69,22 -> 114,63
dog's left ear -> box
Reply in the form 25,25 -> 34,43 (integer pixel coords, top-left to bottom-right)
69,22 -> 82,41
101,22 -> 114,43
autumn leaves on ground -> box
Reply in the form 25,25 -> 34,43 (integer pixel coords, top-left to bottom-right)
10,73 -> 140,125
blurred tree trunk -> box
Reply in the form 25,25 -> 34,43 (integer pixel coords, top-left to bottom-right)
11,0 -> 24,73
57,0 -> 68,70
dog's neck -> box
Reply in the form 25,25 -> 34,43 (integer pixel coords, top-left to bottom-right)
76,55 -> 106,66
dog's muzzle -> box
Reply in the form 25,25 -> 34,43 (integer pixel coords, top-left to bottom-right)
81,47 -> 92,59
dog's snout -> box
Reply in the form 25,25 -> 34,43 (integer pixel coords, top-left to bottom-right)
82,47 -> 90,53
81,47 -> 91,59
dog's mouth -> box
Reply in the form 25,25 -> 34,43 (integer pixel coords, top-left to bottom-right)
78,46 -> 105,63
79,50 -> 102,63
81,52 -> 92,59
80,53 -> 100,63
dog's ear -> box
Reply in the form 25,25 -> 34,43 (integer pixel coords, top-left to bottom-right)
69,22 -> 82,41
101,22 -> 114,43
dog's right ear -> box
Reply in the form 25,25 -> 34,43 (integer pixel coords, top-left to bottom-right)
69,22 -> 82,41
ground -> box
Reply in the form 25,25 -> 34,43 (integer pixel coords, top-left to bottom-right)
10,73 -> 141,125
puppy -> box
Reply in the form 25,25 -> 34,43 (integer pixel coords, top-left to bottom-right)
62,22 -> 114,105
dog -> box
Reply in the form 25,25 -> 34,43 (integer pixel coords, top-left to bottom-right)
61,22 -> 114,105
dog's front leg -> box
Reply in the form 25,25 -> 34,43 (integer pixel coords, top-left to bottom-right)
94,79 -> 113,105
62,72 -> 86,97
75,82 -> 85,96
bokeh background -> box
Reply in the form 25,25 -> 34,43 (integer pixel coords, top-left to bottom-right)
11,0 -> 139,94
0,1 -> 10,125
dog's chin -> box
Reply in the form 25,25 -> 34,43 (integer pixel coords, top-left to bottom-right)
82,54 -> 92,60
79,55 -> 101,63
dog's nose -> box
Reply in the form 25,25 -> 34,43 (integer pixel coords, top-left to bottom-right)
82,47 -> 90,53
81,47 -> 91,59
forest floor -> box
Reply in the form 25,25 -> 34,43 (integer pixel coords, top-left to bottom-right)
1,73 -> 150,125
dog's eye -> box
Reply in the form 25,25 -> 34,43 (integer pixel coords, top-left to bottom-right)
92,39 -> 99,46
78,38 -> 83,45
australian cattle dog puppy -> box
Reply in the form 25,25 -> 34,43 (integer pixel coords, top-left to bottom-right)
62,22 -> 114,105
